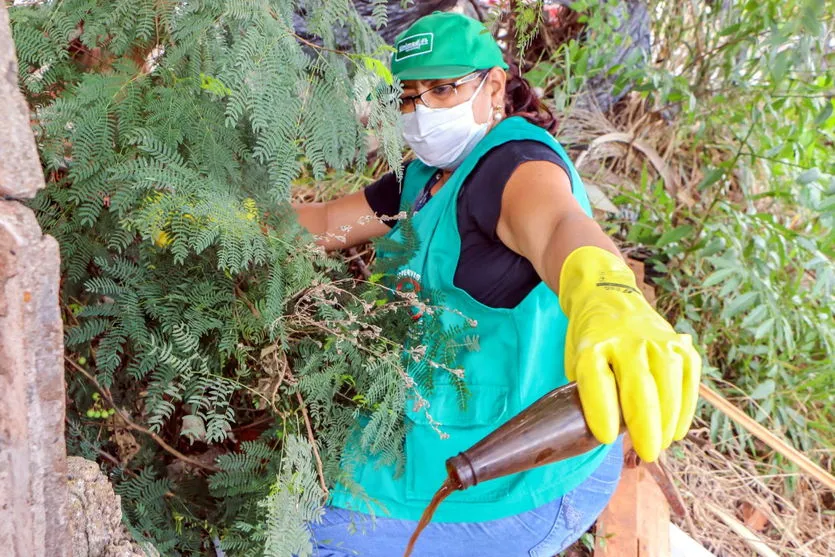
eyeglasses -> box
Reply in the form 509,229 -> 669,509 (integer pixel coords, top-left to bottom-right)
399,71 -> 489,112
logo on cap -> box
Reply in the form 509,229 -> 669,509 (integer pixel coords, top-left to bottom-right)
394,33 -> 434,62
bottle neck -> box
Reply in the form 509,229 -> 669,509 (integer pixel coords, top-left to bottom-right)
445,453 -> 475,490
443,383 -> 604,491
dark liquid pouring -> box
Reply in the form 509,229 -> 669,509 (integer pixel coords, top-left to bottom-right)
402,383 -> 612,556
402,478 -> 459,557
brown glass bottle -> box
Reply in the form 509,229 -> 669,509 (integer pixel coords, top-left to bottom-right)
445,382 -> 618,490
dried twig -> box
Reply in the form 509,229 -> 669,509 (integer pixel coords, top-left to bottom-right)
705,502 -> 779,557
667,436 -> 832,556
65,356 -> 220,473
645,458 -> 687,518
94,447 -> 123,469
235,284 -> 262,318
295,391 -> 329,500
574,131 -> 681,202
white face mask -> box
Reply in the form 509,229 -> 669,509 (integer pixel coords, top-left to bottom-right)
401,76 -> 489,170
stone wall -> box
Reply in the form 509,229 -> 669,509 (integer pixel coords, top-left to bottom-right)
0,4 -> 69,556
67,457 -> 155,557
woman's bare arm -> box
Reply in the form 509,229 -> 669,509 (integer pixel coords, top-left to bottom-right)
293,190 -> 392,251
496,161 -> 621,294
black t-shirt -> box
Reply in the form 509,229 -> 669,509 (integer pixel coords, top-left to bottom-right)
364,140 -> 572,309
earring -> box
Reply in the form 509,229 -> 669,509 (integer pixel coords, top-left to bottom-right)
493,106 -> 503,121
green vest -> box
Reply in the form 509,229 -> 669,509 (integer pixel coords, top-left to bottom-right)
330,117 -> 609,522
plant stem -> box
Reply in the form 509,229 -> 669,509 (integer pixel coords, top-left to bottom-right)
65,356 -> 220,473
295,390 -> 329,500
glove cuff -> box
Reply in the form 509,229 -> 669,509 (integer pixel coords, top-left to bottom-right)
558,246 -> 640,316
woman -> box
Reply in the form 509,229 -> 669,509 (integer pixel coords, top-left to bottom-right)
295,12 -> 700,557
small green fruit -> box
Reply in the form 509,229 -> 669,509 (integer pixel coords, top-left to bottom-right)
86,409 -> 95,418
108,408 -> 116,416
77,356 -> 87,365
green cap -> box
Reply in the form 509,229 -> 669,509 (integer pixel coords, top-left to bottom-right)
391,12 -> 508,81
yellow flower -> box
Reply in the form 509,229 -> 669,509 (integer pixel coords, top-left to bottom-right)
143,191 -> 164,204
242,198 -> 258,221
153,230 -> 172,248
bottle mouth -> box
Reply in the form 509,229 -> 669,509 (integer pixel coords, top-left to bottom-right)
445,453 -> 476,491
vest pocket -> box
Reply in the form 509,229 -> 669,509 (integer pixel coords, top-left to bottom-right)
405,384 -> 522,503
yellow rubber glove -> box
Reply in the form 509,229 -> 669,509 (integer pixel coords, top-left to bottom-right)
559,246 -> 701,462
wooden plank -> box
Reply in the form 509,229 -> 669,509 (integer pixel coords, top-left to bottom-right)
594,465 -> 671,556
594,466 -> 639,556
637,466 -> 671,557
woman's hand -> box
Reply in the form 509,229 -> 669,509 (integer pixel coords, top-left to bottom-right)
293,190 -> 392,250
558,246 -> 701,462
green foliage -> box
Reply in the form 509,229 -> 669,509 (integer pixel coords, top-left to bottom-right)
116,468 -> 201,553
209,440 -> 283,553
14,0 -> 829,553
548,0 -> 835,467
617,171 -> 833,458
260,435 -> 326,557
8,1 -> 459,555
644,1 -> 833,461
511,0 -> 544,57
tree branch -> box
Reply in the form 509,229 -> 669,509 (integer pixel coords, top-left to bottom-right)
92,447 -> 177,499
65,356 -> 220,473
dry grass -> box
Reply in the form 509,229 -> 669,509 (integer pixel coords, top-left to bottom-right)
557,94 -> 716,210
668,428 -> 835,556
557,92 -> 810,221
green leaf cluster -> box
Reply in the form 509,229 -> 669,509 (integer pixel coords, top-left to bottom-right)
539,0 -> 834,475
8,1 -> 469,555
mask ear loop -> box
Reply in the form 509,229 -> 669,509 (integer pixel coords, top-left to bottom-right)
467,73 -> 489,103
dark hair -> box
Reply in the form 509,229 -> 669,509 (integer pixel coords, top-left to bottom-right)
503,61 -> 557,134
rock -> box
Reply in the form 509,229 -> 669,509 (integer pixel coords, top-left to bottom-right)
0,200 -> 68,556
66,457 -> 158,557
0,3 -> 45,198
1,7 -> 68,554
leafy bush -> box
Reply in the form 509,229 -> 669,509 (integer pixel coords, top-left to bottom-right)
9,0 -> 443,554
531,0 -> 834,462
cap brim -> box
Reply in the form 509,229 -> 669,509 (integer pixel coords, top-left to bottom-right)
395,61 -> 510,81
395,64 -> 479,81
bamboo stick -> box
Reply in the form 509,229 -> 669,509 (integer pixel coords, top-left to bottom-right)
698,383 -> 835,492
705,502 -> 779,557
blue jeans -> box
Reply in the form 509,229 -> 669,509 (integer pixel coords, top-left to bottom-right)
309,438 -> 623,557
